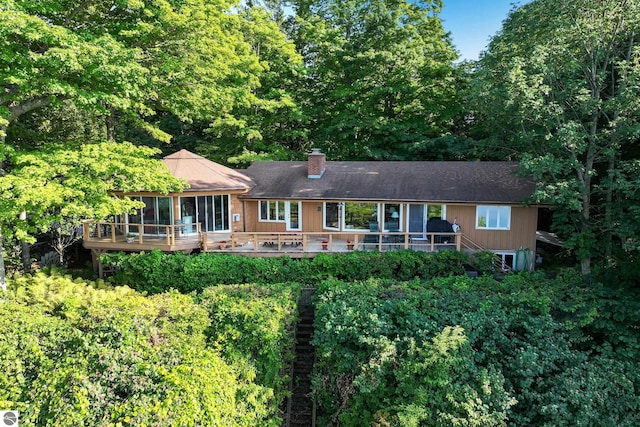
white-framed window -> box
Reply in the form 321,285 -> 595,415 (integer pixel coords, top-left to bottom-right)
383,203 -> 402,231
476,205 -> 511,230
344,202 -> 378,231
323,202 -> 380,231
495,252 -> 515,271
259,200 -> 285,222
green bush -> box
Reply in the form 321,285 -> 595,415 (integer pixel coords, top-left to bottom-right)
102,249 -> 471,293
311,274 -> 640,427
197,283 -> 301,406
1,271 -> 296,426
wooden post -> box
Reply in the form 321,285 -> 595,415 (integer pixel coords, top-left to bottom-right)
83,221 -> 90,240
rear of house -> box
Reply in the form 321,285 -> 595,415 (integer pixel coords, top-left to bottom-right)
240,150 -> 539,269
84,149 -> 540,273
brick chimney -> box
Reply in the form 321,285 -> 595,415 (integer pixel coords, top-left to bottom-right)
307,148 -> 326,179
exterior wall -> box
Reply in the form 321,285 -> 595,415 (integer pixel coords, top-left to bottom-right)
241,200 -> 538,252
230,195 -> 244,232
241,200 -> 324,233
123,190 -> 249,233
446,204 -> 538,251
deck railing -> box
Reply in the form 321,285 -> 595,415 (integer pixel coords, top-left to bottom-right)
207,231 -> 462,253
83,221 -> 462,253
83,221 -> 202,246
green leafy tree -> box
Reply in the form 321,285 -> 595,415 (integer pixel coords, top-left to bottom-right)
0,0 -> 277,284
0,142 -> 185,269
204,6 -> 306,166
470,0 -> 640,278
290,0 -> 460,160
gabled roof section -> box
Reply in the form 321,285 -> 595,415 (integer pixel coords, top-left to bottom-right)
242,161 -> 535,204
162,149 -> 254,191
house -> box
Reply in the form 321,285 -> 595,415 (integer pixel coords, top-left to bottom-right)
83,149 -> 539,275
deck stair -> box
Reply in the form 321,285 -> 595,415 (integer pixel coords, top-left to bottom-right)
283,287 -> 316,427
460,235 -> 512,273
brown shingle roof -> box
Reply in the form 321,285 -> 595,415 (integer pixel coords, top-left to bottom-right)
162,150 -> 254,191
242,161 -> 535,204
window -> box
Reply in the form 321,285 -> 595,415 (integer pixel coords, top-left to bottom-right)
127,196 -> 172,235
476,206 -> 510,230
495,252 -> 515,272
323,202 -> 339,230
180,195 -> 230,233
383,203 -> 402,231
259,201 -> 285,222
344,203 -> 378,230
324,202 -> 379,231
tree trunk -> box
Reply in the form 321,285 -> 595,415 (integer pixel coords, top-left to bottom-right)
20,241 -> 31,273
604,156 -> 615,262
579,145 -> 595,280
19,211 -> 30,273
106,110 -> 115,142
0,230 -> 6,291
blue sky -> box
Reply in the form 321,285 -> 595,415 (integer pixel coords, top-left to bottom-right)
439,0 -> 530,61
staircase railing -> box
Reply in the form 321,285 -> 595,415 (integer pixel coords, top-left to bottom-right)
459,234 -> 512,274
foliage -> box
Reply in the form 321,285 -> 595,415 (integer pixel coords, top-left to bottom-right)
311,273 -> 640,426
0,270 -> 299,426
470,0 -> 640,277
0,141 -> 185,244
102,249 -> 470,293
0,0 -> 273,143
197,283 -> 301,406
202,5 -> 307,164
289,0 -> 461,160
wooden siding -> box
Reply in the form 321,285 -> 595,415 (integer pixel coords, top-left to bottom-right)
446,205 -> 538,251
242,201 -> 325,233
243,200 -> 538,252
231,195 -> 244,232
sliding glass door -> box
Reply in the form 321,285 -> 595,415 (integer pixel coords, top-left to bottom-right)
407,204 -> 445,237
127,196 -> 173,235
180,195 -> 230,234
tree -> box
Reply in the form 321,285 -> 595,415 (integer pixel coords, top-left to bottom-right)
0,0 -> 273,150
470,0 -> 640,278
0,0 -> 274,279
290,0 -> 460,160
0,141 -> 185,270
198,5 -> 307,166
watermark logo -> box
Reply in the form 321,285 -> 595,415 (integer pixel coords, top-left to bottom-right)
0,411 -> 18,427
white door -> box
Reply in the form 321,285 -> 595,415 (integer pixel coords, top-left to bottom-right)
286,201 -> 302,231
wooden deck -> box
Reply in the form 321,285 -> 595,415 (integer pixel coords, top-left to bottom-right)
82,221 -> 462,275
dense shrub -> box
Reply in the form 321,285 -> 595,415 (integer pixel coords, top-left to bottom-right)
311,273 -> 640,427
0,271 -> 299,426
197,283 -> 301,406
102,249 -> 470,293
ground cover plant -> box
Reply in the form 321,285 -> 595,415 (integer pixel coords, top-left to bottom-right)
311,271 -> 640,426
0,270 -> 300,426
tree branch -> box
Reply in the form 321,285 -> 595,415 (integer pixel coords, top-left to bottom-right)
7,96 -> 56,123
